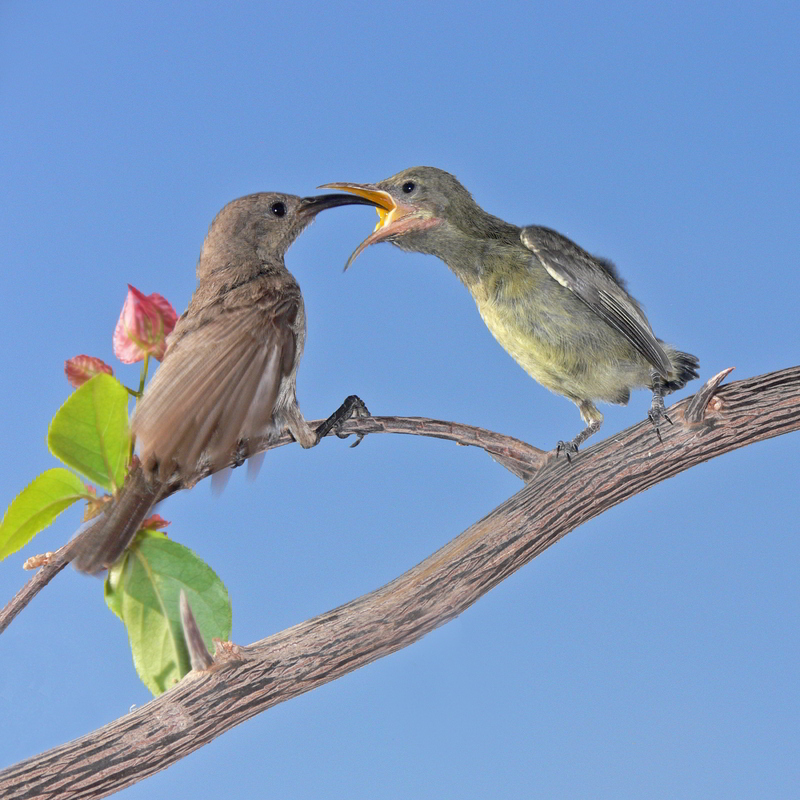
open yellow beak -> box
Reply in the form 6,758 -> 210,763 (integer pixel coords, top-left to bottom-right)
320,182 -> 437,270
320,183 -> 397,231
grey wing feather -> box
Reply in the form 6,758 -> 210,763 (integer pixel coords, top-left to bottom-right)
132,298 -> 297,481
521,226 -> 671,377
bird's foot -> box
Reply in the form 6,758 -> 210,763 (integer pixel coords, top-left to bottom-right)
556,439 -> 580,462
315,395 -> 371,447
648,374 -> 673,442
647,403 -> 673,442
555,419 -> 602,462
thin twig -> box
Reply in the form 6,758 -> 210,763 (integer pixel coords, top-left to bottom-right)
254,414 -> 547,482
0,415 -> 544,635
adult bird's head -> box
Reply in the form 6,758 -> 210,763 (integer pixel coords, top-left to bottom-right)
198,191 -> 382,279
321,167 -> 488,269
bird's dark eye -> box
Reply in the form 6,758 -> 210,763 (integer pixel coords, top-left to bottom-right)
402,181 -> 415,194
271,201 -> 286,217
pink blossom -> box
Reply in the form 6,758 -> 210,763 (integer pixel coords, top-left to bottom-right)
113,285 -> 178,364
65,355 -> 114,388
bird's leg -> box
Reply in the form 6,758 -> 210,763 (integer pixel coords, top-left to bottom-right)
648,371 -> 673,442
556,401 -> 603,461
557,421 -> 602,461
315,395 -> 371,447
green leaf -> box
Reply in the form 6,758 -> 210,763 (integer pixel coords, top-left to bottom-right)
105,532 -> 232,696
0,468 -> 89,560
48,373 -> 130,492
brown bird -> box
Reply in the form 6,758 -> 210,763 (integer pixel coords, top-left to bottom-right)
71,191 -> 378,573
323,167 -> 698,456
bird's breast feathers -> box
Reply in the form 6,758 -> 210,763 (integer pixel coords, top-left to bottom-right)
471,270 -> 575,390
470,267 -> 644,404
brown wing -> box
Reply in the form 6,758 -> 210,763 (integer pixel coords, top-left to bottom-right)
131,285 -> 300,482
521,225 -> 671,377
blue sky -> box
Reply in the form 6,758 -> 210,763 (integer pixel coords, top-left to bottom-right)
1,2 -> 798,797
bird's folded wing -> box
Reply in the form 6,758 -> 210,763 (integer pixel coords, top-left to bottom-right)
131,299 -> 297,481
521,226 -> 670,377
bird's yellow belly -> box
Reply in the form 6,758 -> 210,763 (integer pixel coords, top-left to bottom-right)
477,302 -> 567,388
473,290 -> 646,412
472,276 -> 579,396
468,266 -> 646,407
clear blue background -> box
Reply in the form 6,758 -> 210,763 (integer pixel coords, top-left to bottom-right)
1,2 -> 798,797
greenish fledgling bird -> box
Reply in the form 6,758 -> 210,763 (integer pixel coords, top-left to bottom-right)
323,167 -> 699,456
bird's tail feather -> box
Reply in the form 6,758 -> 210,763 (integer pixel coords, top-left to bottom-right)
71,464 -> 161,574
664,350 -> 700,393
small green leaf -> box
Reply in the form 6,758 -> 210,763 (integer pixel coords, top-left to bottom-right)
105,532 -> 232,696
0,468 -> 88,560
48,373 -> 130,491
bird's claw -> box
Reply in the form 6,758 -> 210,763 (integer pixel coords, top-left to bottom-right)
338,396 -> 370,447
647,407 -> 673,442
556,439 -> 579,463
556,417 -> 601,462
316,394 -> 370,446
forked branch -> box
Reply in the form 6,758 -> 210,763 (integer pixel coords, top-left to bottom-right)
2,366 -> 798,799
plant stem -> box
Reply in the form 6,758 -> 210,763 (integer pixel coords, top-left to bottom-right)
129,354 -> 150,459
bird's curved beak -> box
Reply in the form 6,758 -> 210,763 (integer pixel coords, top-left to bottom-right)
320,182 -> 438,270
298,192 -> 382,219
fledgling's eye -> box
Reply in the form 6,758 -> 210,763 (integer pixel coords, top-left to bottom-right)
402,181 -> 416,194
271,201 -> 286,217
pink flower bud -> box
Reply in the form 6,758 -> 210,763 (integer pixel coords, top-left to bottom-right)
113,285 -> 178,364
65,355 -> 114,388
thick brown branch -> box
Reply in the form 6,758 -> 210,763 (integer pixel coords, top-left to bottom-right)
0,417 -> 543,636
2,366 -> 798,798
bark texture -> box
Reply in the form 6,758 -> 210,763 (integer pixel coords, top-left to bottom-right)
1,366 -> 798,799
